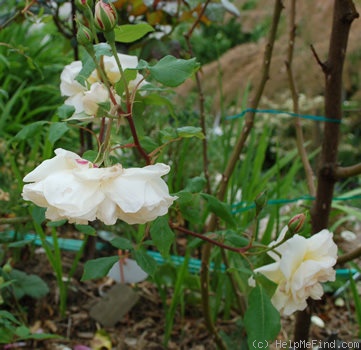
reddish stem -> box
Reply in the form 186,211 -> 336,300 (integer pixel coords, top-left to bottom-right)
170,223 -> 252,254
125,115 -> 151,165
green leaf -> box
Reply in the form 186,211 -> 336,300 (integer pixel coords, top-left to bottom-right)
0,311 -> 21,325
81,150 -> 98,163
0,329 -> 12,344
177,191 -> 203,224
140,136 -> 159,153
244,285 -> 281,349
110,237 -> 134,250
164,252 -> 189,345
160,127 -> 178,143
48,122 -> 69,145
114,69 -> 137,96
76,52 -> 96,86
15,325 -> 30,338
94,43 -> 112,58
75,224 -> 96,236
8,240 -> 31,248
224,231 -> 249,247
200,193 -> 236,228
82,256 -> 119,281
133,250 -> 157,276
150,216 -> 175,257
114,23 -> 154,43
31,206 -> 46,225
9,269 -> 49,300
140,56 -> 199,87
177,126 -> 204,139
184,176 -> 207,193
57,104 -> 75,119
46,219 -> 67,227
76,44 -> 112,86
142,94 -> 176,118
12,121 -> 47,142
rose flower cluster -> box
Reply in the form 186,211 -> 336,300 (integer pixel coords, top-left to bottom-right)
60,53 -> 145,120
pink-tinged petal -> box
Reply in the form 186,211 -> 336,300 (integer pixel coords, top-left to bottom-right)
23,148 -> 81,182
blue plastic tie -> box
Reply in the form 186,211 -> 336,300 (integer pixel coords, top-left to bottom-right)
226,108 -> 342,124
232,194 -> 361,214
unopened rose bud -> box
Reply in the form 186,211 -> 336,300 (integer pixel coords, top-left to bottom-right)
94,0 -> 118,32
75,0 -> 93,10
255,190 -> 267,215
76,22 -> 93,46
288,213 -> 306,234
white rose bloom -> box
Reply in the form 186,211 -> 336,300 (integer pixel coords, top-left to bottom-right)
60,54 -> 145,120
252,229 -> 337,316
82,82 -> 110,116
22,149 -> 176,225
60,61 -> 85,97
88,53 -> 145,92
60,62 -> 111,120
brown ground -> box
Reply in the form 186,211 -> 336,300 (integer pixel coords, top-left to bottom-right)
176,0 -> 361,112
4,235 -> 360,350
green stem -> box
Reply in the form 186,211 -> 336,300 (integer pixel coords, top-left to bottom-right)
170,223 -> 253,254
106,32 -> 131,105
50,227 -> 68,317
285,0 -> 316,196
184,0 -> 212,195
105,32 -> 150,165
68,235 -> 89,279
33,221 -> 67,317
0,216 -> 31,225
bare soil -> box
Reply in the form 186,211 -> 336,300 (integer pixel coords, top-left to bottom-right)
6,236 -> 361,350
176,0 -> 361,112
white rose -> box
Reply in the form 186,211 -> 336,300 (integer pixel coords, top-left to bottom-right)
60,62 -> 114,120
88,53 -> 146,92
252,229 -> 337,316
82,82 -> 110,116
60,61 -> 85,97
22,148 -> 176,225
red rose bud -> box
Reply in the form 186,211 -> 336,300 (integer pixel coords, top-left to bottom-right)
94,0 -> 118,32
76,22 -> 93,46
288,213 -> 306,234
